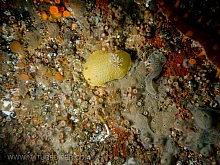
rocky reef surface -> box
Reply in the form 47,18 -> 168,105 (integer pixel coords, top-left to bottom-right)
0,0 -> 220,164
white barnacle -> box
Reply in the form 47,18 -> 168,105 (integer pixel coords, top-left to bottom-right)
144,60 -> 152,68
89,123 -> 110,142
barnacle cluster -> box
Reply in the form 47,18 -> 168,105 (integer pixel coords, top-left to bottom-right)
0,0 -> 220,164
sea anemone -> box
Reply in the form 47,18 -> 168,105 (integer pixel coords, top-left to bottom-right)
188,58 -> 196,65
54,0 -> 60,4
41,11 -> 48,21
49,5 -> 62,18
52,12 -> 62,19
63,10 -> 71,17
49,6 -> 59,15
9,41 -> 21,53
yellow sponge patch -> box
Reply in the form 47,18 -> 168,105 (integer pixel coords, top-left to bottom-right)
83,50 -> 131,86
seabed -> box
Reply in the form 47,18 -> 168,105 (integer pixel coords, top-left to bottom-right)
0,0 -> 220,164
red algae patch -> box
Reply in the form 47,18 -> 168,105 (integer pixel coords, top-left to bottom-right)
158,0 -> 220,71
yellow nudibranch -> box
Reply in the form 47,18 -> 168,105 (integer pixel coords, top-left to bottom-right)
83,50 -> 131,86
